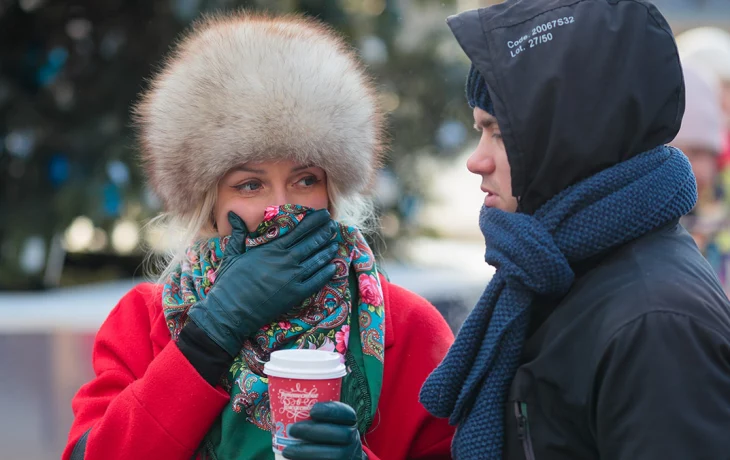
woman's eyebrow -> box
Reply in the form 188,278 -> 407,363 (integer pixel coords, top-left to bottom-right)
230,165 -> 266,174
290,164 -> 315,173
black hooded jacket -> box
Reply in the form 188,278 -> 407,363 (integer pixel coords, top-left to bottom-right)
447,1 -> 730,458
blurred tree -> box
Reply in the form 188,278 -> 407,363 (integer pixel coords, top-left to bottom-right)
0,0 -> 470,290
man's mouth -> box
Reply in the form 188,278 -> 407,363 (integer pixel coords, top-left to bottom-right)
481,187 -> 496,197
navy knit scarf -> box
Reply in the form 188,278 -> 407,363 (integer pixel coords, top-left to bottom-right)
420,145 -> 697,459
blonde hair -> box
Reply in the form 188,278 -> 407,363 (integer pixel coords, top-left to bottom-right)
146,176 -> 376,285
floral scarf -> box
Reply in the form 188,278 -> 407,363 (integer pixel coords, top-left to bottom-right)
162,204 -> 385,459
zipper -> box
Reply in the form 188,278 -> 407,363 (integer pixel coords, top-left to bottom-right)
514,401 -> 536,460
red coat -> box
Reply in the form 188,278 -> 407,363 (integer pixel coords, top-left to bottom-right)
63,277 -> 455,460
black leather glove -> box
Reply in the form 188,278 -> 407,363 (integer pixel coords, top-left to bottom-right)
187,209 -> 338,358
283,402 -> 367,460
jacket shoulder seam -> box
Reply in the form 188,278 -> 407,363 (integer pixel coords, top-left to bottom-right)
598,309 -> 730,352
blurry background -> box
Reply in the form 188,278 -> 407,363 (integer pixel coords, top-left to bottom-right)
1,0 -> 729,458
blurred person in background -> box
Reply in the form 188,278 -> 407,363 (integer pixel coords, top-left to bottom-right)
677,27 -> 730,206
63,13 -> 454,460
677,27 -> 730,163
671,63 -> 730,294
419,0 -> 730,459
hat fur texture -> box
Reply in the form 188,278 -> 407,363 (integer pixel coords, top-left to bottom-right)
135,13 -> 384,217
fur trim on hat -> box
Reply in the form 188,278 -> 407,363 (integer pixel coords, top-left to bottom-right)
135,12 -> 384,217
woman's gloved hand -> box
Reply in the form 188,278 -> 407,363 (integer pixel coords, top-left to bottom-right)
187,209 -> 339,357
283,402 -> 367,460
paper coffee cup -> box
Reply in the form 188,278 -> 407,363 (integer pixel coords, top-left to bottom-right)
264,349 -> 347,458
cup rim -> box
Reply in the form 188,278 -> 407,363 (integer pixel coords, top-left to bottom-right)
264,349 -> 347,380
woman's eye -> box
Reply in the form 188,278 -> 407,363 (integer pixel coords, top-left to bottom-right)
297,175 -> 320,187
492,132 -> 503,141
234,181 -> 262,192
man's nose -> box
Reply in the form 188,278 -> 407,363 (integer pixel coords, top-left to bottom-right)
467,147 -> 496,176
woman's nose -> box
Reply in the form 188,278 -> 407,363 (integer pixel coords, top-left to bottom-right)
270,188 -> 290,207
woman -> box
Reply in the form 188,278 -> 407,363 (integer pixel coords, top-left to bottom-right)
63,13 -> 454,460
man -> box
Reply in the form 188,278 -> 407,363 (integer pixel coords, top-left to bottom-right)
671,64 -> 730,293
420,1 -> 730,459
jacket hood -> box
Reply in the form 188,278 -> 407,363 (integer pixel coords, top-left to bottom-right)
447,0 -> 685,214
135,13 -> 384,218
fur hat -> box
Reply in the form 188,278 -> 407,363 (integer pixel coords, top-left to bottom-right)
135,13 -> 384,217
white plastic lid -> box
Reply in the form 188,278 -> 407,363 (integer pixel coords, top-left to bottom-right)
264,349 -> 347,380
